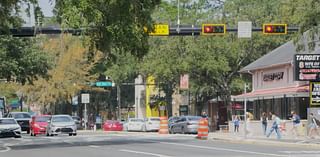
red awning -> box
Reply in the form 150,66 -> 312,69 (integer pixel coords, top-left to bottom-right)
233,85 -> 309,100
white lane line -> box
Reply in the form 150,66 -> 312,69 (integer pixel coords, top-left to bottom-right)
88,145 -> 100,148
119,149 -> 173,157
0,146 -> 11,153
280,151 -> 320,154
157,141 -> 288,157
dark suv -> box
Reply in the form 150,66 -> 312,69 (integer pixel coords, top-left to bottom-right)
7,112 -> 31,134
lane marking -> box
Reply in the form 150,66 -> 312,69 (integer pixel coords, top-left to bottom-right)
0,146 -> 11,153
88,145 -> 100,148
156,141 -> 288,157
280,151 -> 320,154
119,149 -> 173,157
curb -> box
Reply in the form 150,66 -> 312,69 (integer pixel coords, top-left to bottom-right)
210,136 -> 320,148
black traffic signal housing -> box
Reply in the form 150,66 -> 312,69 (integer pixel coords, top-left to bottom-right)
263,24 -> 287,35
202,24 -> 226,35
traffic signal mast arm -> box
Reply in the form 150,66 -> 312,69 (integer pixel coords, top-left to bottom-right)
2,25 -> 299,37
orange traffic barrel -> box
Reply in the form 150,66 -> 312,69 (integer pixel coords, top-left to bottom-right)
197,118 -> 209,140
158,116 -> 169,134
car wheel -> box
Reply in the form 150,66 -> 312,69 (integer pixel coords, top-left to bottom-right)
181,127 -> 185,134
27,130 -> 30,134
142,126 -> 146,132
69,133 -> 73,136
15,136 -> 22,138
73,133 -> 77,136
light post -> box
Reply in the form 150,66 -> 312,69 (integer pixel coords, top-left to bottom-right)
244,83 -> 248,139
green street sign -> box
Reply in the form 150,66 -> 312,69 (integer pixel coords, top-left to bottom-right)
95,81 -> 112,87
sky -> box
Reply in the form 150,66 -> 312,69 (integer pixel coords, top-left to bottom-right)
22,0 -> 54,26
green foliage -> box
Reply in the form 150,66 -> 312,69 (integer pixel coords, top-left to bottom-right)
54,0 -> 161,60
0,36 -> 53,85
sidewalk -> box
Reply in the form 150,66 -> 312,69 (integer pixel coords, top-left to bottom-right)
208,131 -> 320,147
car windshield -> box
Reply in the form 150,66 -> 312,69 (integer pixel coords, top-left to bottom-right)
52,116 -> 72,122
150,118 -> 160,121
131,119 -> 144,122
35,116 -> 51,122
0,119 -> 17,125
13,113 -> 31,119
72,117 -> 80,121
187,116 -> 201,121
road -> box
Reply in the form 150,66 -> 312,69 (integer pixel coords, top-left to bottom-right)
1,132 -> 320,157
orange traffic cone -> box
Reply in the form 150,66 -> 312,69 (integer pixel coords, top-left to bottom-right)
197,118 -> 209,140
158,116 -> 169,134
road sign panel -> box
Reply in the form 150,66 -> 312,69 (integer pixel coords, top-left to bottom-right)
148,24 -> 169,36
238,21 -> 252,38
95,81 -> 112,87
81,94 -> 90,104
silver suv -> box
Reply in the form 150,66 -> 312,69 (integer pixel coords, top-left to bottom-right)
46,115 -> 77,136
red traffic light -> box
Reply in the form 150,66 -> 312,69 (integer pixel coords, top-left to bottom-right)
202,24 -> 226,35
263,24 -> 287,34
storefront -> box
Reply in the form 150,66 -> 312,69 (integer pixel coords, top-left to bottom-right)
233,40 -> 317,120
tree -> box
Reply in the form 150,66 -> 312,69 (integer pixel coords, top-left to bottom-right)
54,0 -> 161,61
0,36 -> 52,85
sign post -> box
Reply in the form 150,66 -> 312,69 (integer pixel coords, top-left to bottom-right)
81,93 -> 90,130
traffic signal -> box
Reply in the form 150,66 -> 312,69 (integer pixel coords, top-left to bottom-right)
263,24 -> 287,35
202,24 -> 226,35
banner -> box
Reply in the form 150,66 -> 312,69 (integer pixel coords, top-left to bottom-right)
180,74 -> 189,90
310,82 -> 320,106
295,54 -> 320,81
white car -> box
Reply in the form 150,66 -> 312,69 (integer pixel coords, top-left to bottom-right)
143,117 -> 160,132
0,118 -> 21,138
125,118 -> 145,132
46,115 -> 77,136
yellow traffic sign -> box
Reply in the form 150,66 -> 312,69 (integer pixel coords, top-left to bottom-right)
146,24 -> 169,36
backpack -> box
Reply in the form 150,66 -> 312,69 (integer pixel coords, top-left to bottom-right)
314,118 -> 320,126
293,115 -> 300,124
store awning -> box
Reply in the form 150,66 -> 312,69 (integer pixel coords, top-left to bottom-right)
233,85 -> 309,101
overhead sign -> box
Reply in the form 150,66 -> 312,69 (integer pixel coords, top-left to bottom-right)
238,21 -> 252,38
95,81 -> 112,87
148,24 -> 169,36
310,82 -> 320,106
295,54 -> 320,81
81,94 -> 90,104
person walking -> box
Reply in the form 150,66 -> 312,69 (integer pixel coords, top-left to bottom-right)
290,111 -> 301,138
261,112 -> 268,135
308,113 -> 319,139
266,112 -> 281,140
233,115 -> 240,133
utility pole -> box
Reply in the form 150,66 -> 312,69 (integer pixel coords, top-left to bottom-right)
117,85 -> 121,120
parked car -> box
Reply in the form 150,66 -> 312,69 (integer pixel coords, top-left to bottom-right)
7,112 -> 31,134
30,115 -> 51,136
0,118 -> 21,138
46,115 -> 77,136
125,118 -> 144,132
72,116 -> 82,130
168,116 -> 180,133
143,117 -> 160,132
170,116 -> 201,134
103,120 -> 123,131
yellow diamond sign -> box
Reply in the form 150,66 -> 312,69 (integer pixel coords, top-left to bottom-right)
147,24 -> 169,36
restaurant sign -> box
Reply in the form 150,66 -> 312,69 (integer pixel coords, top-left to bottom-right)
295,54 -> 320,81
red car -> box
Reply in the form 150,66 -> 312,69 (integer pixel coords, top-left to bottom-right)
103,120 -> 123,131
30,115 -> 51,136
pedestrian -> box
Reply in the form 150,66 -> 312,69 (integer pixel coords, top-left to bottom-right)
261,112 -> 268,135
308,113 -> 319,139
201,111 -> 208,118
88,113 -> 95,130
290,111 -> 301,138
233,115 -> 240,133
266,112 -> 281,140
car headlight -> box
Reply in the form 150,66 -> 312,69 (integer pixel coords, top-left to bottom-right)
11,127 -> 21,131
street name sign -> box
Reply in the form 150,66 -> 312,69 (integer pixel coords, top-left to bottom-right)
95,81 -> 112,87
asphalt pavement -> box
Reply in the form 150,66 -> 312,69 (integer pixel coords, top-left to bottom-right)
1,131 -> 320,157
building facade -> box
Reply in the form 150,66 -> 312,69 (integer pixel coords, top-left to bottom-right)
234,39 -> 320,120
